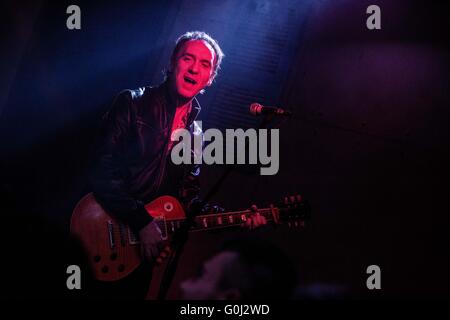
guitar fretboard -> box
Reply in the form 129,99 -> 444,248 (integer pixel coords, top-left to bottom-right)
156,207 -> 278,235
192,208 -> 275,230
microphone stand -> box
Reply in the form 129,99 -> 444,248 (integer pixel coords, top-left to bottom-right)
156,113 -> 276,300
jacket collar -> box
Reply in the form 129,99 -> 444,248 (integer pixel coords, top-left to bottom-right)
159,80 -> 202,127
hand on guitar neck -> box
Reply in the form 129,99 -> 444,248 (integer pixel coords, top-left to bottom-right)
244,205 -> 268,230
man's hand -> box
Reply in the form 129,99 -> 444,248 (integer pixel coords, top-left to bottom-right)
138,220 -> 164,263
243,205 -> 267,230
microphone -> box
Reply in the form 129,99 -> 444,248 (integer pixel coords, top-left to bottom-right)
249,103 -> 292,116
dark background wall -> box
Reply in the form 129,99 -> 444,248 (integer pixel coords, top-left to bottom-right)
0,0 -> 448,299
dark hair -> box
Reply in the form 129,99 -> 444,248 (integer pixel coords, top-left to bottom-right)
166,31 -> 224,81
217,237 -> 298,299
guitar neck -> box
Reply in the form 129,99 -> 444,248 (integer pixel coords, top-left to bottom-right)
153,195 -> 309,237
190,207 -> 278,231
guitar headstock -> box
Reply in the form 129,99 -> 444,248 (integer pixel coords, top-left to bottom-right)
277,194 -> 311,228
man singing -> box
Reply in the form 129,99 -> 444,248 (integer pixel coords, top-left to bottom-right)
89,31 -> 266,298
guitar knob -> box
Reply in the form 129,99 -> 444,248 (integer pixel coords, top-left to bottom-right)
94,255 -> 101,263
110,253 -> 117,261
164,202 -> 174,212
101,266 -> 109,273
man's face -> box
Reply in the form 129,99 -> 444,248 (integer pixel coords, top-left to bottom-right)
180,251 -> 240,300
170,40 -> 215,99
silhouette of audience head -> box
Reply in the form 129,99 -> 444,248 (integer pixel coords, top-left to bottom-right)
181,237 -> 297,300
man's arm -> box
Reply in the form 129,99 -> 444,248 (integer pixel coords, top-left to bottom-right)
89,90 -> 153,231
90,90 -> 164,262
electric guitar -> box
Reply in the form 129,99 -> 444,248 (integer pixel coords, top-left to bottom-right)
70,193 -> 310,296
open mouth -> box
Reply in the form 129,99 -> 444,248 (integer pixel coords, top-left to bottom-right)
184,76 -> 197,85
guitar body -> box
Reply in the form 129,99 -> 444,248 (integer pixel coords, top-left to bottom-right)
70,192 -> 309,299
70,193 -> 185,282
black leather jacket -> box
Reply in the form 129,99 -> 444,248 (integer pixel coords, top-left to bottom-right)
90,81 -> 202,231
